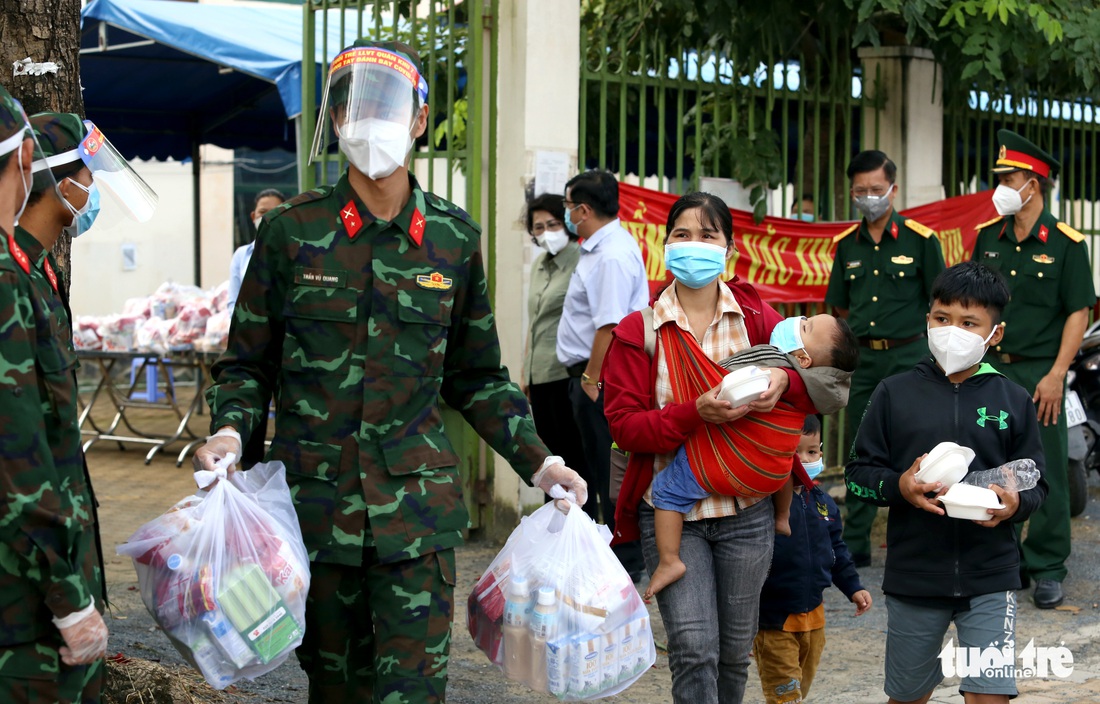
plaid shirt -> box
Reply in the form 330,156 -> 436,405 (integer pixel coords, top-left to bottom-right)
646,283 -> 764,520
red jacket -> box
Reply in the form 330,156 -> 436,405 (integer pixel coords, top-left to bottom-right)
602,279 -> 815,544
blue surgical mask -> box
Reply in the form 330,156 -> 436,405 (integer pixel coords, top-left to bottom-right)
562,204 -> 579,235
63,180 -> 101,238
664,242 -> 727,289
770,316 -> 806,354
796,213 -> 815,223
802,458 -> 824,480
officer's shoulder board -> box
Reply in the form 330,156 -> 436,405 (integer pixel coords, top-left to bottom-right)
974,215 -> 1003,232
831,222 -> 859,244
265,186 -> 332,223
904,219 -> 935,238
423,191 -> 482,233
1057,221 -> 1086,243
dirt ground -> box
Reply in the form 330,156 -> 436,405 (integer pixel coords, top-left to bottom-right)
84,382 -> 1100,702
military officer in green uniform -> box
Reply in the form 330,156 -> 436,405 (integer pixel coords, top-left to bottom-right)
0,97 -> 127,701
827,150 -> 946,566
193,41 -> 588,704
972,130 -> 1094,609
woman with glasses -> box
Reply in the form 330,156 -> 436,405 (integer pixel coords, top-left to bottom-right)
521,193 -> 589,499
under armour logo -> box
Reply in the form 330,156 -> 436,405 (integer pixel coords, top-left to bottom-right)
976,407 -> 1009,430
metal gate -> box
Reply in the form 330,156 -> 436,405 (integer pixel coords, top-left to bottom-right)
301,0 -> 497,528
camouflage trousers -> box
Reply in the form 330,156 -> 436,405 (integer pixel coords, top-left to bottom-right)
298,547 -> 456,703
0,638 -> 104,703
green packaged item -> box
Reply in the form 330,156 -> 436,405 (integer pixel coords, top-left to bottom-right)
218,564 -> 303,663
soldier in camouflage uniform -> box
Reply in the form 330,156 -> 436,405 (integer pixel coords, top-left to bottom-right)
194,41 -> 588,703
0,93 -> 109,701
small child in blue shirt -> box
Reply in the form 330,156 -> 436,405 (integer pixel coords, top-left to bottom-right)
753,415 -> 872,704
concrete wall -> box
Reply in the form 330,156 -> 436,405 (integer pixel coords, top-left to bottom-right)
488,0 -> 582,538
858,46 -> 944,209
69,145 -> 235,317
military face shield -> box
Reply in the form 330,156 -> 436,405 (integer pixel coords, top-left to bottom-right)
309,46 -> 429,164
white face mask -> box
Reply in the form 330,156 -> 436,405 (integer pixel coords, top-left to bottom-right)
535,228 -> 570,256
338,117 -> 413,180
253,216 -> 263,230
927,324 -> 998,375
991,179 -> 1034,216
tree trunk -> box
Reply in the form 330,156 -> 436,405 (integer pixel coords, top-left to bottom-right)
0,0 -> 84,283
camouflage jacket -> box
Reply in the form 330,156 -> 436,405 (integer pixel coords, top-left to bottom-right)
208,173 -> 550,566
0,226 -> 97,645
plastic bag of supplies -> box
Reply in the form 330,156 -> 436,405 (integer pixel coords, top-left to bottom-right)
467,487 -> 655,700
117,457 -> 310,689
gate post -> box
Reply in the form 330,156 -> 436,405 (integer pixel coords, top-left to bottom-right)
858,46 -> 944,209
485,0 -> 581,539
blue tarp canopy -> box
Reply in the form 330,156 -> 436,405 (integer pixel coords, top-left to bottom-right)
80,0 -> 351,161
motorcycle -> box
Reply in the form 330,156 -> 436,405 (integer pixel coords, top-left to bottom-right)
1066,319 -> 1100,517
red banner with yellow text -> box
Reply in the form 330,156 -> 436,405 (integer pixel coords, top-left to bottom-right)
618,183 -> 998,302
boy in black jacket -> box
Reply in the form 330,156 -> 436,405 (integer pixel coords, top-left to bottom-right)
846,261 -> 1047,704
754,415 -> 871,704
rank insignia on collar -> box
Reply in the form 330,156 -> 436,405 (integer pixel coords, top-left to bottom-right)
1033,253 -> 1055,264
43,258 -> 58,292
7,231 -> 29,274
416,271 -> 453,291
891,255 -> 914,265
409,207 -> 425,246
846,259 -> 862,269
341,200 -> 363,239
890,221 -> 899,239
1038,224 -> 1049,243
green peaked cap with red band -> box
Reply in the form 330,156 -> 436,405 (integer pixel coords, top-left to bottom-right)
992,129 -> 1060,180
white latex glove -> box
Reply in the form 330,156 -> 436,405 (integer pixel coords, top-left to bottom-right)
531,455 -> 588,508
54,601 -> 108,665
192,427 -> 242,479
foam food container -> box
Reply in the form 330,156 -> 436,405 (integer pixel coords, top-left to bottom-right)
938,483 -> 1005,520
915,442 -> 975,487
717,366 -> 770,407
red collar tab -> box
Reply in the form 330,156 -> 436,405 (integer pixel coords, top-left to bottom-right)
7,231 -> 30,274
890,221 -> 899,239
409,207 -> 425,247
43,258 -> 58,292
1038,224 -> 1049,243
341,200 -> 363,239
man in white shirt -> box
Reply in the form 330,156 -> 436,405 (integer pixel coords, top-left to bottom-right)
557,169 -> 649,578
228,188 -> 285,310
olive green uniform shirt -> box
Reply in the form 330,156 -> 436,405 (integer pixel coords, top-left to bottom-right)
973,211 -> 1096,358
525,241 -> 580,386
825,209 -> 946,339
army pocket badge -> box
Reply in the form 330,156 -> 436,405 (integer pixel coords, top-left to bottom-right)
1032,254 -> 1055,264
890,255 -> 914,265
416,272 -> 453,291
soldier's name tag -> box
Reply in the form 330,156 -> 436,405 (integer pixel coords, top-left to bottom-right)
846,260 -> 863,269
890,255 -> 914,265
294,267 -> 347,288
1032,254 -> 1055,264
982,252 -> 1000,259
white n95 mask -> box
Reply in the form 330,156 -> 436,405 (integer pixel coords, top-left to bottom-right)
927,325 -> 997,375
991,179 -> 1034,216
338,118 -> 414,180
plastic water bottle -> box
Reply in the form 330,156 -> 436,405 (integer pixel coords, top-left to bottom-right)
961,458 -> 1040,492
502,575 -> 531,682
528,586 -> 558,691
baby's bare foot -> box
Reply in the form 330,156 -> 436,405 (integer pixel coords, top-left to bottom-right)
644,559 -> 687,599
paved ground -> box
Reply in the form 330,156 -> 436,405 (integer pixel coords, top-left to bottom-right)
86,383 -> 1100,702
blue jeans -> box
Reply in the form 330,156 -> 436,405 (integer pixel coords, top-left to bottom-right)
651,446 -> 711,514
639,497 -> 774,704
